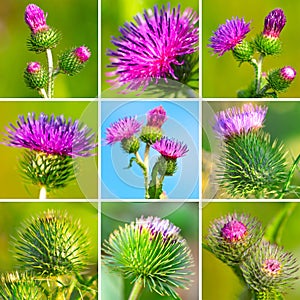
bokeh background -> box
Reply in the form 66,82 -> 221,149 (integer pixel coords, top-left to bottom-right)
0,101 -> 98,199
203,202 -> 300,300
101,100 -> 199,199
203,0 -> 300,97
202,101 -> 300,199
0,202 -> 98,276
101,0 -> 199,95
101,202 -> 199,300
0,0 -> 97,97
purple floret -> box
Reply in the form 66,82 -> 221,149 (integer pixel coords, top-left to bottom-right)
152,137 -> 188,159
263,8 -> 286,39
3,113 -> 97,157
146,105 -> 167,128
25,4 -> 49,34
209,17 -> 251,56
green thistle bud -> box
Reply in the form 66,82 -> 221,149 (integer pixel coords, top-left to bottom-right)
267,66 -> 297,92
102,216 -> 193,299
139,125 -> 163,144
253,34 -> 282,56
58,46 -> 91,76
24,62 -> 48,90
0,272 -> 41,300
218,131 -> 287,198
241,241 -> 299,297
121,136 -> 140,153
206,213 -> 263,267
232,40 -> 254,62
19,150 -> 77,191
27,27 -> 61,53
13,210 -> 89,276
156,155 -> 178,176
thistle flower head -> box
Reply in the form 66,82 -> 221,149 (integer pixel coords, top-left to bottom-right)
152,137 -> 188,159
206,213 -> 263,266
102,216 -> 193,298
3,112 -> 97,157
105,116 -> 142,145
106,4 -> 199,92
213,103 -> 268,139
267,66 -> 297,92
25,4 -> 49,34
241,241 -> 299,294
146,105 -> 167,128
73,46 -> 91,62
280,66 -> 296,81
263,8 -> 286,39
208,17 -> 251,56
26,62 -> 41,74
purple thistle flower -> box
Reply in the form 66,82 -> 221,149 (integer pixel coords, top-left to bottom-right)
263,8 -> 286,39
146,105 -> 167,128
208,17 -> 251,56
136,216 -> 180,241
74,46 -> 91,63
221,220 -> 247,242
105,116 -> 142,145
3,113 -> 97,157
26,62 -> 41,74
25,4 -> 49,34
152,137 -> 188,159
280,66 -> 296,82
213,103 -> 268,139
106,4 -> 199,91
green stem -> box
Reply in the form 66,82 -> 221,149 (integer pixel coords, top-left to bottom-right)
279,154 -> 300,199
256,54 -> 264,94
46,48 -> 54,98
135,152 -> 149,199
39,186 -> 47,200
39,88 -> 49,99
128,278 -> 144,300
144,144 -> 150,198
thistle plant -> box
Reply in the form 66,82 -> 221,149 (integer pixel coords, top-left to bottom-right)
104,105 -> 189,199
102,216 -> 194,300
2,112 -> 97,199
0,210 -> 97,300
208,8 -> 296,98
213,103 -> 300,198
106,3 -> 199,93
203,207 -> 299,300
24,4 -> 91,98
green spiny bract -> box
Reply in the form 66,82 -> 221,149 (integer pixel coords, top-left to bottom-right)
139,126 -> 163,144
253,34 -> 282,56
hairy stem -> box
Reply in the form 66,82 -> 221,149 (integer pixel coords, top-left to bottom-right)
256,54 -> 264,94
39,88 -> 49,99
135,152 -> 149,199
128,278 -> 144,300
46,48 -> 54,98
144,144 -> 150,197
39,186 -> 47,200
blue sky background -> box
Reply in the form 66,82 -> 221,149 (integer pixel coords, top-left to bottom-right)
101,101 -> 199,199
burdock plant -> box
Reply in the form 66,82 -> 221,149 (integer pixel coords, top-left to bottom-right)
24,4 -> 91,98
102,216 -> 194,300
2,112 -> 97,199
208,8 -> 296,98
213,103 -> 300,199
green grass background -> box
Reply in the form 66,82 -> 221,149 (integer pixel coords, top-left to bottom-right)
0,0 -> 97,98
203,0 -> 300,97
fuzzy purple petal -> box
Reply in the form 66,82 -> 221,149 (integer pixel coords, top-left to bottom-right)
146,105 -> 167,128
152,137 -> 188,159
263,8 -> 286,38
25,4 -> 49,34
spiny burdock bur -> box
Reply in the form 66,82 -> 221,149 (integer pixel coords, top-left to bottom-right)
13,210 -> 89,277
102,216 -> 194,299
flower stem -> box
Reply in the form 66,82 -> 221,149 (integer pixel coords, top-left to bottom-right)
256,54 -> 264,94
128,278 -> 144,300
279,154 -> 300,199
39,88 -> 49,99
46,48 -> 54,98
39,186 -> 47,200
144,144 -> 150,197
135,152 -> 149,198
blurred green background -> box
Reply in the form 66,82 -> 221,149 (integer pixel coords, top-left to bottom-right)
202,101 -> 300,198
203,0 -> 300,97
101,0 -> 199,94
101,202 -> 199,300
0,101 -> 98,199
203,202 -> 300,300
0,0 -> 97,97
0,202 -> 98,275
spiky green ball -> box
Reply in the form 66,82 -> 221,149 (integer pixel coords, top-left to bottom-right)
267,69 -> 294,92
121,136 -> 140,154
139,126 -> 163,144
58,49 -> 86,76
253,34 -> 282,56
102,219 -> 193,299
24,66 -> 48,90
232,40 -> 254,62
19,150 -> 77,191
156,155 -> 177,176
218,131 -> 287,198
13,210 -> 89,276
27,28 -> 61,52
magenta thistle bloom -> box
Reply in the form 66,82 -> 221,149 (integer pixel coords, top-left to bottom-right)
74,46 -> 91,63
136,216 -> 180,241
26,62 -> 41,74
263,8 -> 286,39
221,220 -> 247,242
3,113 -> 97,157
280,66 -> 296,81
105,116 -> 142,145
25,4 -> 49,34
106,4 -> 199,91
146,105 -> 167,128
213,103 -> 268,139
209,17 -> 251,56
152,137 -> 188,159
